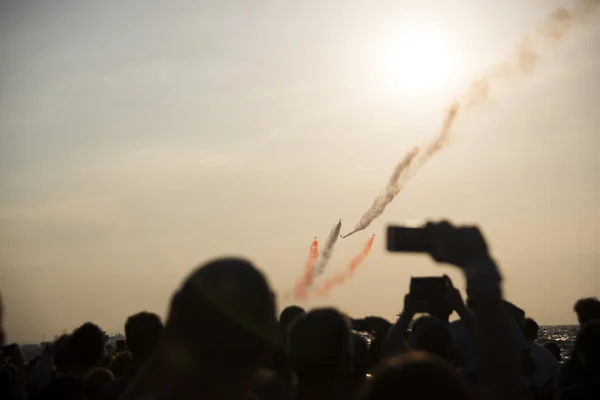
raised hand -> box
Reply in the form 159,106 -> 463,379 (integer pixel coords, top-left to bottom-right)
425,221 -> 489,268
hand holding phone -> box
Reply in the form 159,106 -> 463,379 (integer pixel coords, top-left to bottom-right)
408,276 -> 450,315
387,221 -> 489,268
402,292 -> 422,316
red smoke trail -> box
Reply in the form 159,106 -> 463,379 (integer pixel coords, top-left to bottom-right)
315,235 -> 375,297
292,238 -> 320,300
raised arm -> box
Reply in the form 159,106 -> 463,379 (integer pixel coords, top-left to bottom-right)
426,222 -> 526,400
382,296 -> 416,358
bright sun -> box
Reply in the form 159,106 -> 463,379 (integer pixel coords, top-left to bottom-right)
381,24 -> 456,93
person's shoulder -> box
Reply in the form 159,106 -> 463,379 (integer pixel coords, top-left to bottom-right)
531,342 -> 558,364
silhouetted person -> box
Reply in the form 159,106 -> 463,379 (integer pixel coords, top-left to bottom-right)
524,318 -> 539,341
543,342 -> 562,362
364,317 -> 391,369
574,298 -> 600,326
39,322 -> 106,400
125,312 -> 164,367
520,316 -> 557,392
84,368 -> 114,400
53,334 -> 74,375
558,321 -> 600,399
279,306 -> 305,332
266,305 -> 306,391
348,332 -> 370,399
386,221 -> 527,400
32,334 -> 73,395
121,257 -> 277,400
411,316 -> 458,367
351,316 -> 390,369
556,297 -> 600,392
102,312 -> 164,399
288,308 -> 353,400
360,351 -> 470,400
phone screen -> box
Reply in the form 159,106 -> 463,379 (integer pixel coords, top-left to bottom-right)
409,277 -> 448,314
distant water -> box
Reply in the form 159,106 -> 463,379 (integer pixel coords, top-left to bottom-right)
537,325 -> 578,361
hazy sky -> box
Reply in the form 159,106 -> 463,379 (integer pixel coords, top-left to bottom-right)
1,0 -> 599,343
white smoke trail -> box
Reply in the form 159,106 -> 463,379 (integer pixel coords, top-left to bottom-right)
341,147 -> 420,238
313,219 -> 342,277
341,0 -> 599,239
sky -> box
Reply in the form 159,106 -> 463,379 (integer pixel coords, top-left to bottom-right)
1,0 -> 599,343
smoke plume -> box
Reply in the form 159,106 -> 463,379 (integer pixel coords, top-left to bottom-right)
315,234 -> 375,297
313,220 -> 343,277
292,238 -> 320,300
341,1 -> 598,238
341,148 -> 420,238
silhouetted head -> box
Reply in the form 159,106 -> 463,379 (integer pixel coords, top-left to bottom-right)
279,306 -> 305,332
70,323 -> 106,369
364,316 -> 392,338
288,308 -> 353,386
110,351 -> 134,378
125,312 -> 164,365
53,334 -> 73,372
576,321 -> 600,374
543,342 -> 562,362
574,297 -> 600,326
523,318 -> 539,341
163,257 -> 277,380
360,351 -> 469,400
410,316 -> 457,366
279,306 -> 306,348
351,333 -> 370,384
84,367 -> 114,400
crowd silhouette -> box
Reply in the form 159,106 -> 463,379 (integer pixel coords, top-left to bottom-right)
1,221 -> 599,399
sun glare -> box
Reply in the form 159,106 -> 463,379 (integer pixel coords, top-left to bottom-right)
381,24 -> 457,93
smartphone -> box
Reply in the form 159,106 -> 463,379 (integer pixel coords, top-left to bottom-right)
410,277 -> 448,296
386,226 -> 431,253
409,277 -> 449,314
